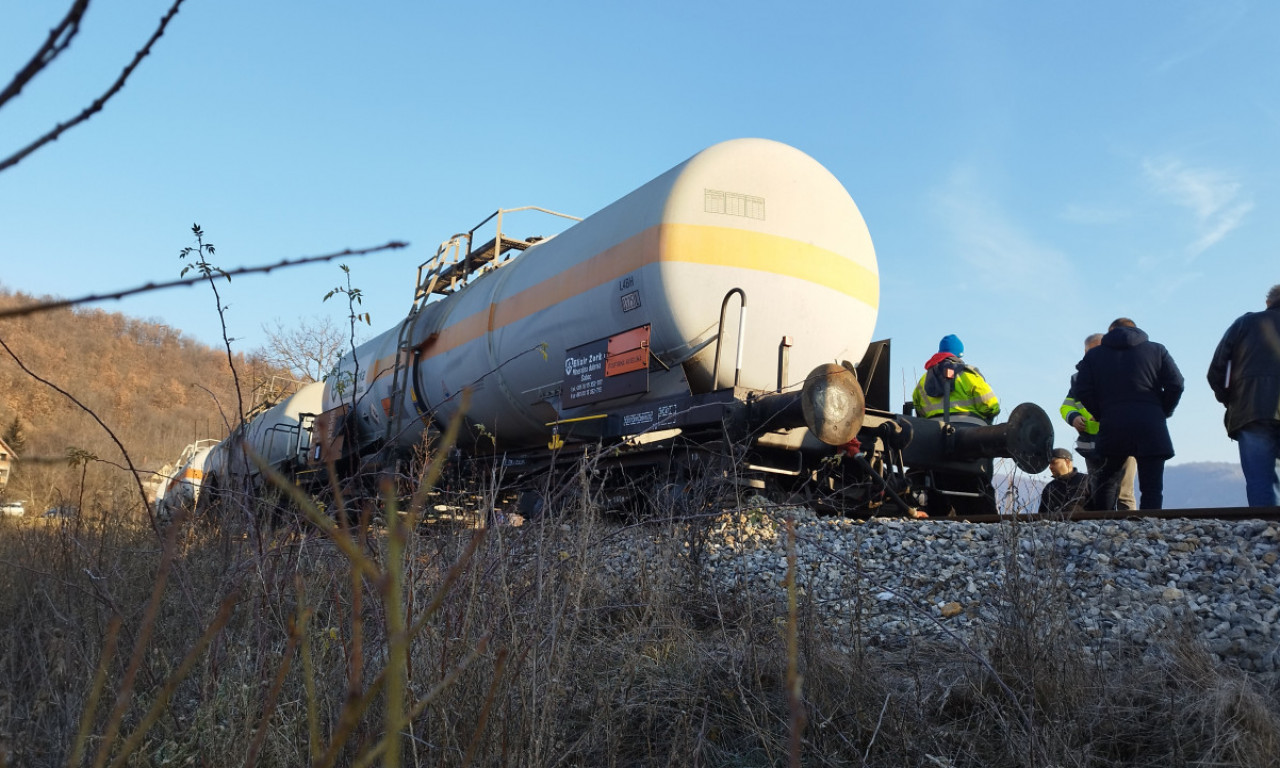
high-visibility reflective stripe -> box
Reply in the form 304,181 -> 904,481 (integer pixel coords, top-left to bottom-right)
915,369 -> 999,419
919,406 -> 987,415
920,396 -> 984,410
917,398 -> 990,414
916,394 -> 945,410
1059,395 -> 1100,434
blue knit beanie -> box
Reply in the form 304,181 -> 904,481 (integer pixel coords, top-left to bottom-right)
939,334 -> 964,357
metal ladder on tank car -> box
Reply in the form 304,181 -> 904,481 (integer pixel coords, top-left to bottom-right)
378,235 -> 464,447
380,207 -> 583,447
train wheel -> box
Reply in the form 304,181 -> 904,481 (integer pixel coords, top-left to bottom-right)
516,489 -> 547,520
651,450 -> 740,520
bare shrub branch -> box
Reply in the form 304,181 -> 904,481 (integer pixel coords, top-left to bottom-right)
0,0 -> 90,111
0,0 -> 188,174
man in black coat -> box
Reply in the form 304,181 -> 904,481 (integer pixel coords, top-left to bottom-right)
1068,318 -> 1185,510
1206,284 -> 1280,507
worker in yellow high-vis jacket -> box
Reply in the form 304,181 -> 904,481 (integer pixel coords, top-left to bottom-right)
910,334 -> 1000,516
912,334 -> 1000,425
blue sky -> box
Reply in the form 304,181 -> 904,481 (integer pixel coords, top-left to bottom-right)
1,1 -> 1276,467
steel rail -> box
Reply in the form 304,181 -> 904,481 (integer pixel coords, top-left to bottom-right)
945,505 -> 1280,524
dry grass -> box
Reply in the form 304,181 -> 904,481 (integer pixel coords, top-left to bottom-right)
0,460 -> 1278,768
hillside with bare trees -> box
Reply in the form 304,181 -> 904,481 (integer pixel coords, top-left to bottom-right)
0,287 -> 289,514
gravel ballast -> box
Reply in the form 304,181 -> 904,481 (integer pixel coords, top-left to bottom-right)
594,505 -> 1280,676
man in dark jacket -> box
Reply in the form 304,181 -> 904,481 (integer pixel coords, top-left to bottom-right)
1039,448 -> 1089,517
1061,332 -> 1137,509
1207,284 -> 1280,507
1068,318 -> 1184,510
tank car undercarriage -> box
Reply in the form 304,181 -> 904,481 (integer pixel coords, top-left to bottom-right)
424,340 -> 1055,521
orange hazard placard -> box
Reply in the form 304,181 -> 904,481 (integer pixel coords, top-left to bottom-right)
606,348 -> 648,376
608,326 -> 649,356
606,326 -> 649,377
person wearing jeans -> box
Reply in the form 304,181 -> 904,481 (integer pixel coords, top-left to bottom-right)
1208,284 -> 1280,507
1236,425 -> 1280,506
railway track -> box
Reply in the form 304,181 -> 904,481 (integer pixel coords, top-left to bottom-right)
952,505 -> 1280,524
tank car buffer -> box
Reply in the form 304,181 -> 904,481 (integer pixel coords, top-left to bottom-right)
295,138 -> 1054,519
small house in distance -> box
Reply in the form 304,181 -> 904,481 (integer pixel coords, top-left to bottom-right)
0,435 -> 15,492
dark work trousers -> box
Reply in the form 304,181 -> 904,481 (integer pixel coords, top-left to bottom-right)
1090,455 -> 1166,510
1082,451 -> 1137,510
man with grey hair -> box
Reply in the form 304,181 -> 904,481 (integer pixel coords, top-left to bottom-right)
1207,284 -> 1280,506
1060,333 -> 1137,509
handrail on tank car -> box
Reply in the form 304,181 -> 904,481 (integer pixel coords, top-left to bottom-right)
263,423 -> 303,470
415,206 -> 582,299
175,438 -> 219,467
468,205 -> 582,235
711,288 -> 747,389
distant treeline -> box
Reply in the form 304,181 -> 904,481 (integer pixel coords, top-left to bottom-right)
0,288 -> 288,513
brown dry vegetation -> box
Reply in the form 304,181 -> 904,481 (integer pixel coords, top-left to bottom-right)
1,461 -> 1279,767
0,288 -> 287,514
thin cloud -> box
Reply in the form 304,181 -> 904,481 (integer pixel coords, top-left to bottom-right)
933,165 -> 1069,286
1151,270 -> 1206,303
1152,4 -> 1250,74
1060,203 -> 1129,225
1142,158 -> 1253,260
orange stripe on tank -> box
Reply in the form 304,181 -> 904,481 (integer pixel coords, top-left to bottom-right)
415,223 -> 875,361
489,227 -> 661,330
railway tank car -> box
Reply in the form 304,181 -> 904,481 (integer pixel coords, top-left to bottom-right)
301,137 -> 1054,516
154,439 -> 219,519
320,138 -> 878,458
193,381 -> 326,508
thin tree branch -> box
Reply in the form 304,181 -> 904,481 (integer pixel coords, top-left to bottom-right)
0,335 -> 154,528
14,453 -> 171,480
0,0 -> 188,174
0,241 -> 409,320
0,0 -> 91,111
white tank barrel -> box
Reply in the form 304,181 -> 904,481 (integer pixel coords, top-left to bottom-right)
325,138 -> 879,456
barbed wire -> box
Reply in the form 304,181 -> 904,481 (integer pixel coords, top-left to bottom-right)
0,241 -> 409,320
0,0 -> 188,174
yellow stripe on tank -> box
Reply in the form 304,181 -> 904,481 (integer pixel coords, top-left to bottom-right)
390,222 -> 877,368
659,223 -> 879,309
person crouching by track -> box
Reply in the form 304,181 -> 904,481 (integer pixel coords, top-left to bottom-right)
912,334 -> 1001,514
1039,448 -> 1089,518
1069,318 -> 1185,510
